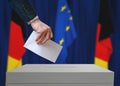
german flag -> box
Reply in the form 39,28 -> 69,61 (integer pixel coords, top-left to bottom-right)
95,24 -> 113,69
7,11 -> 26,71
95,0 -> 113,69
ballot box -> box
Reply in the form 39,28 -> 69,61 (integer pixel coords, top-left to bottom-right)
6,64 -> 114,86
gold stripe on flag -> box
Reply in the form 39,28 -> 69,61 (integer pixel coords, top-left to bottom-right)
7,56 -> 22,72
95,57 -> 108,69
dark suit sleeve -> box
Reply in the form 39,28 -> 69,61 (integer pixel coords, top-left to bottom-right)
8,0 -> 37,23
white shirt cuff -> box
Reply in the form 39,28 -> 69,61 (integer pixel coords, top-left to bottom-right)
27,16 -> 39,25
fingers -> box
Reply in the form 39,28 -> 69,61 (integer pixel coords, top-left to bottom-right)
36,27 -> 53,44
31,19 -> 53,44
35,29 -> 46,44
41,30 -> 51,44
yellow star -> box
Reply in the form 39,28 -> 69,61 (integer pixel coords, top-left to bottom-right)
59,38 -> 64,45
61,5 -> 66,12
66,26 -> 70,31
69,16 -> 73,20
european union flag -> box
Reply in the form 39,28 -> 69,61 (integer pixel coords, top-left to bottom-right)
55,0 -> 77,63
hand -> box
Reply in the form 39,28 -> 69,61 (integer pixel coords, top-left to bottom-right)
31,18 -> 53,44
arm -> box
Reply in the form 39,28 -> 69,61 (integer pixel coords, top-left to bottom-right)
8,0 -> 37,23
8,0 -> 53,44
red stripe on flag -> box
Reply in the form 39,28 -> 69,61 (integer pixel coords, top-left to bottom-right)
8,21 -> 26,60
96,38 -> 113,62
95,23 -> 113,62
96,23 -> 101,43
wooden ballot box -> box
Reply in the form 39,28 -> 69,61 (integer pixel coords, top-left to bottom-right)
6,64 -> 114,86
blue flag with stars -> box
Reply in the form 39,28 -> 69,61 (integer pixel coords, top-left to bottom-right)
55,0 -> 77,63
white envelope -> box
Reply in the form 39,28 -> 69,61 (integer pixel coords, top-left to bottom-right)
24,31 -> 63,63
